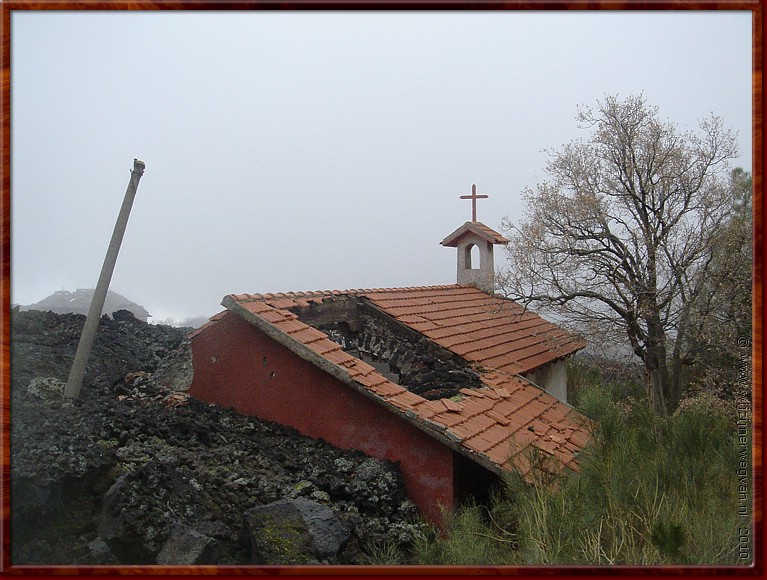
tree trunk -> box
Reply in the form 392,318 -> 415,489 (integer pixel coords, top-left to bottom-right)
645,321 -> 672,415
645,365 -> 668,414
669,338 -> 685,410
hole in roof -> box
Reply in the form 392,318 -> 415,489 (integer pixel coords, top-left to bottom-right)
288,296 -> 484,400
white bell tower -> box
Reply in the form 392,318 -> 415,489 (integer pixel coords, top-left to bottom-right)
440,184 -> 508,294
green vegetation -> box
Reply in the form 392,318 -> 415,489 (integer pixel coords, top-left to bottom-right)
257,516 -> 311,565
411,380 -> 750,566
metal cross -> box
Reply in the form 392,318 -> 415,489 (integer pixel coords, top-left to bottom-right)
460,183 -> 489,222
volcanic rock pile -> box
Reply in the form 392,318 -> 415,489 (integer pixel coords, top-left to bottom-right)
10,309 -> 428,565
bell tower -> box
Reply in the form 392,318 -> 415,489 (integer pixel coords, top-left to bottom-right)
440,184 -> 508,294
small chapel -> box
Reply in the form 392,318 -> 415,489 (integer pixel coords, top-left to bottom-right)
188,185 -> 590,524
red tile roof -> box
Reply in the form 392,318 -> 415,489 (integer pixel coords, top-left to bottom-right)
204,285 -> 590,481
362,286 -> 585,375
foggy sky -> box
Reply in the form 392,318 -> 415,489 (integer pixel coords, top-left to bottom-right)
10,10 -> 753,322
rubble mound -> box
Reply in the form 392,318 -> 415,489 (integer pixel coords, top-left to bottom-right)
10,309 -> 427,565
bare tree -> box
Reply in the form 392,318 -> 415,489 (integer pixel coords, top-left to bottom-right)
682,168 -> 752,397
499,94 -> 740,414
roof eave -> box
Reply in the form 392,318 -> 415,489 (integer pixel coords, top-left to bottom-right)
440,222 -> 509,247
523,341 -> 589,374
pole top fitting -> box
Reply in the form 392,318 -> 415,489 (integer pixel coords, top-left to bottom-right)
132,158 -> 146,175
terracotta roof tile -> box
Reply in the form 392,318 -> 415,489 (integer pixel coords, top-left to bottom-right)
527,418 -> 553,436
434,314 -> 545,343
533,437 -> 559,456
258,310 -> 292,324
188,311 -> 230,339
474,395 -> 523,420
342,359 -> 378,377
522,397 -> 552,417
434,412 -> 467,428
289,326 -> 328,344
507,387 -> 539,409
473,222 -> 510,244
507,453 -> 534,479
483,360 -> 526,375
210,310 -> 229,321
414,400 -> 448,419
404,322 -> 444,333
442,398 -> 464,412
480,388 -> 501,400
559,426 -> 575,440
486,409 -> 511,426
240,300 -> 274,315
507,427 -> 538,451
511,409 -> 539,427
399,314 -> 430,325
387,390 -> 425,410
273,319 -> 307,334
568,427 -> 591,448
354,372 -> 389,389
324,349 -> 357,366
447,413 -> 496,440
459,397 -> 496,417
485,442 -> 514,466
465,424 -> 515,453
465,341 -> 536,363
305,339 -> 342,356
268,298 -> 300,309
540,404 -> 570,425
548,432 -> 565,445
369,382 -> 407,398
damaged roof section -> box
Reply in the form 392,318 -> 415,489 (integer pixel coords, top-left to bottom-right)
286,293 -> 484,400
207,285 -> 590,481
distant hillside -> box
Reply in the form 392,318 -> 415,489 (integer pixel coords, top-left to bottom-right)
21,289 -> 150,322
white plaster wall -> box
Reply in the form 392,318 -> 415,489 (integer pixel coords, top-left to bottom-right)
524,359 -> 568,403
456,236 -> 494,292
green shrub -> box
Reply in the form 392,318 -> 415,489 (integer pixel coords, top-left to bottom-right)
415,384 -> 748,566
412,502 -> 519,565
358,541 -> 406,565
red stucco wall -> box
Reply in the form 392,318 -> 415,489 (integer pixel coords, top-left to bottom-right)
188,311 -> 455,524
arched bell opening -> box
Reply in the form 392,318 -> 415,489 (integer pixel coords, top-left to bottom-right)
464,243 -> 481,271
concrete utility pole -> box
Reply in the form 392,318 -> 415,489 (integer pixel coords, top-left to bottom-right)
64,158 -> 145,399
